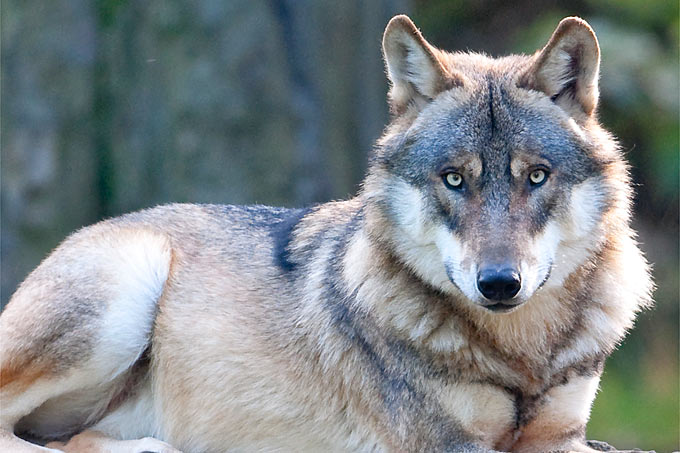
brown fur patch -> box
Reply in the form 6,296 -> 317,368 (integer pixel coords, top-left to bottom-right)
0,362 -> 50,394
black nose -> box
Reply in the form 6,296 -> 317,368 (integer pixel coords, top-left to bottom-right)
477,268 -> 521,300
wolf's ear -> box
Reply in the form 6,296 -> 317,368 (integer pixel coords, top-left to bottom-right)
520,17 -> 600,116
382,15 -> 460,114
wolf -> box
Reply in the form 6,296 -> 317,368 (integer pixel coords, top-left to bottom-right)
0,14 -> 653,453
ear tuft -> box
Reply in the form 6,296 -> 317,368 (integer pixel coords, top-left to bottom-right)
382,15 -> 461,114
520,17 -> 600,116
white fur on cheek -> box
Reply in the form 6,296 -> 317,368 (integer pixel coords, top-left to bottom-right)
385,178 -> 466,295
435,227 -> 478,302
566,177 -> 605,240
550,178 -> 606,288
389,178 -> 428,243
526,178 -> 606,294
523,220 -> 562,297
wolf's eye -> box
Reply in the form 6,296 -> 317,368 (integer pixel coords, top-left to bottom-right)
443,172 -> 463,189
529,169 -> 548,186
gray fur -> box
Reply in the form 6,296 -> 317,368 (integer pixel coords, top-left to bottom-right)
0,15 -> 652,453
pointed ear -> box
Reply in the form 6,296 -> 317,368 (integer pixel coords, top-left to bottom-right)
520,17 -> 600,116
382,15 -> 461,114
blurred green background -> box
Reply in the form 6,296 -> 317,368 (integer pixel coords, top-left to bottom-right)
1,1 -> 677,450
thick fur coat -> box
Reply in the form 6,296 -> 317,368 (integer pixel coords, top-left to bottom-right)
0,15 -> 652,453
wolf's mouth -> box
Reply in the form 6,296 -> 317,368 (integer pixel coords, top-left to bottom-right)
483,303 -> 521,313
535,260 -> 554,292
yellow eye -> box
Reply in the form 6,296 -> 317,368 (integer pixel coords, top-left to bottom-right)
529,169 -> 548,186
444,172 -> 463,189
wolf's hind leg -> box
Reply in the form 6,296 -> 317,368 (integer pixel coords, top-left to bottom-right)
45,430 -> 181,453
0,226 -> 173,449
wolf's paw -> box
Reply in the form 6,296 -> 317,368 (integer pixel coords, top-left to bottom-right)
45,430 -> 182,453
586,440 -> 656,453
585,440 -> 618,451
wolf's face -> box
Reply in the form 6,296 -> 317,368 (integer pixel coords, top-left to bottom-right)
368,16 -> 622,313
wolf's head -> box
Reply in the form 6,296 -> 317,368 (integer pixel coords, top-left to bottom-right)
364,16 -> 631,313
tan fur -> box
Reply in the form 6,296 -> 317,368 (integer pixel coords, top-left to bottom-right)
0,364 -> 49,395
0,15 -> 652,453
436,382 -> 516,448
511,376 -> 600,452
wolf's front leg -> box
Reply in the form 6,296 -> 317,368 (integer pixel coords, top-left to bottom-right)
511,376 -> 656,453
45,430 -> 182,453
516,436 -> 657,453
512,375 -> 600,453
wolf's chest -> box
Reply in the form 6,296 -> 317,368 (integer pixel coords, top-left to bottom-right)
436,382 -> 517,447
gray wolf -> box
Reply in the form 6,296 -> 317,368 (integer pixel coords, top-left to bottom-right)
0,15 -> 653,453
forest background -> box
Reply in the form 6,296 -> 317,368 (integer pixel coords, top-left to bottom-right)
2,1 -> 677,450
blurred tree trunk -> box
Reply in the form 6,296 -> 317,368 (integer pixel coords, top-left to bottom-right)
1,0 -> 99,304
1,0 -> 410,306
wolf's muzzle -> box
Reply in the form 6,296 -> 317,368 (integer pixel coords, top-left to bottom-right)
476,267 -> 521,305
